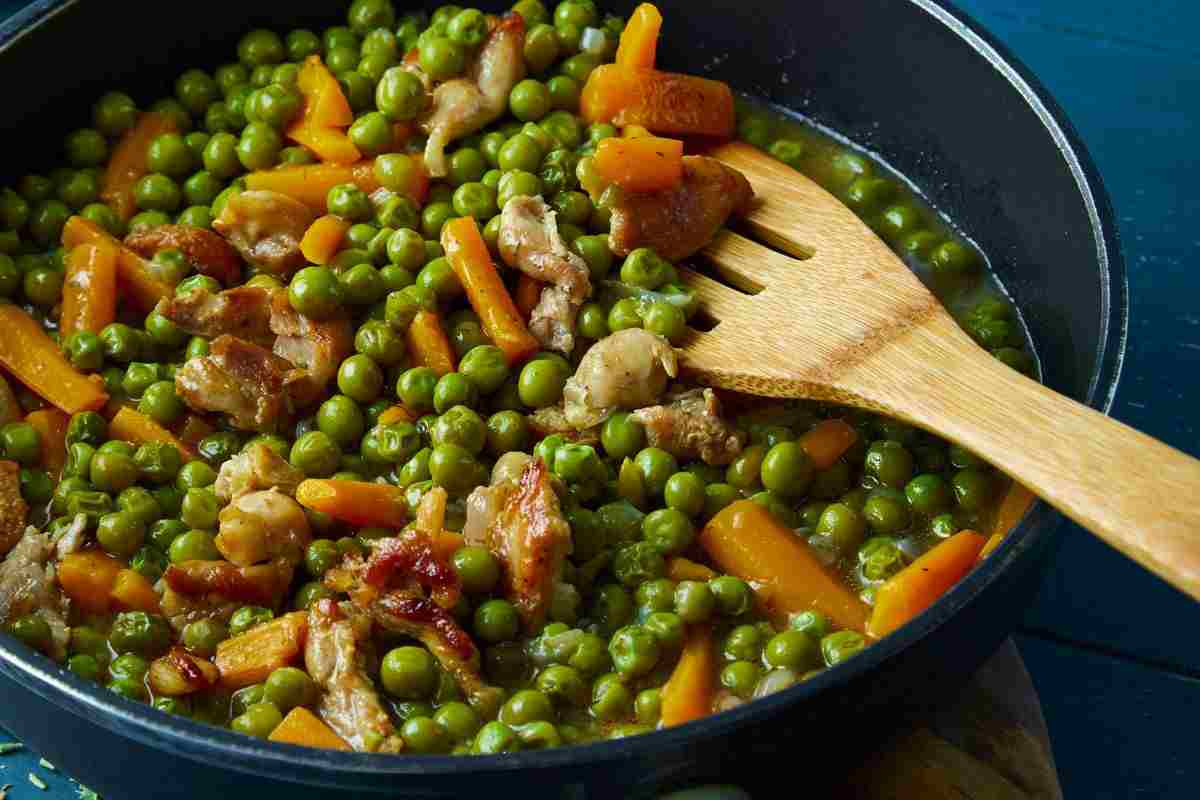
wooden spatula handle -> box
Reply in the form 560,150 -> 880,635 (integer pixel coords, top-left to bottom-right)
883,325 -> 1200,600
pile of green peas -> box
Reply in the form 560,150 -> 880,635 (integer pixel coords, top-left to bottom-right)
0,0 -> 1031,756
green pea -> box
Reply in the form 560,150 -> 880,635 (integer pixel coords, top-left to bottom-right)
723,624 -> 765,662
674,580 -> 716,624
952,468 -> 993,511
109,611 -> 172,657
858,536 -> 908,582
450,545 -> 500,595
516,358 -> 565,409
181,619 -> 228,657
231,702 -> 283,739
864,440 -> 914,488
821,630 -> 867,666
643,610 -> 685,653
590,583 -> 633,636
168,528 -> 220,563
634,447 -> 677,498
764,630 -> 819,671
709,575 -> 753,617
720,661 -> 763,700
397,366 -> 439,412
0,422 -> 40,467
641,508 -> 695,556
229,606 -> 275,637
930,240 -> 979,282
263,666 -> 317,712
523,22 -> 560,73
805,508 -> 865,566
474,598 -> 520,643
863,488 -> 912,534
589,673 -> 632,721
474,720 -> 520,754
419,36 -> 467,81
176,459 -> 217,490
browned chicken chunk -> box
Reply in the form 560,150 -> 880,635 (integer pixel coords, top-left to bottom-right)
153,286 -> 276,347
608,156 -> 754,261
421,13 -> 526,177
562,329 -> 678,428
268,290 -> 354,408
0,527 -> 68,658
214,441 -> 305,502
125,224 -> 243,286
498,195 -> 593,355
0,460 -> 29,558
463,457 -> 575,632
305,598 -> 404,753
632,388 -> 747,465
175,335 -> 295,432
160,588 -> 239,633
162,558 -> 294,610
213,190 -> 315,276
215,489 -> 311,567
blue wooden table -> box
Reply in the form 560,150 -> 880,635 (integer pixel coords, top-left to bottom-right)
2,1 -> 1199,797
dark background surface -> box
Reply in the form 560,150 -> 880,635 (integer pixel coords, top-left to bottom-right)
0,0 -> 1197,797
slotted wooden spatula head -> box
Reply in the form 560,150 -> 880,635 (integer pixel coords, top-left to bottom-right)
679,141 -> 968,412
684,142 -> 1200,603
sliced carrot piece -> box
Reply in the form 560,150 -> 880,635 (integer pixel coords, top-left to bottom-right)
58,550 -> 124,614
0,304 -> 108,414
60,241 -> 119,339
377,404 -> 416,426
108,406 -> 197,461
798,419 -> 859,470
868,531 -> 988,638
593,136 -> 684,193
214,611 -> 309,689
660,625 -> 716,726
615,3 -> 663,70
287,123 -> 362,165
296,55 -> 354,128
442,217 -> 539,364
700,500 -> 870,632
666,556 -> 717,583
581,65 -> 736,139
25,409 -> 69,477
101,112 -> 179,222
269,707 -> 351,751
61,216 -> 172,311
407,310 -> 457,376
295,479 -> 408,529
300,214 -> 351,265
111,568 -> 161,613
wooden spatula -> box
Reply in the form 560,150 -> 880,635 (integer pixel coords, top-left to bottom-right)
679,141 -> 1200,600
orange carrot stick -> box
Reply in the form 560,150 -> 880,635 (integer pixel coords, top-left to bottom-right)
215,611 -> 308,689
108,406 -> 197,461
700,500 -> 870,632
593,136 -> 684,193
442,217 -> 539,365
111,568 -> 162,613
101,112 -> 179,222
287,123 -> 362,165
269,707 -> 351,751
377,404 -> 416,426
60,241 -> 119,339
61,216 -> 172,311
295,479 -> 408,529
581,65 -> 736,139
514,274 -> 544,320
25,409 -> 69,477
58,550 -> 125,614
246,162 -> 380,210
0,304 -> 108,414
295,55 -> 354,128
868,531 -> 988,638
799,419 -> 859,470
660,625 -> 716,727
299,214 -> 351,265
407,310 -> 458,376
665,556 -> 717,583
615,3 -> 663,70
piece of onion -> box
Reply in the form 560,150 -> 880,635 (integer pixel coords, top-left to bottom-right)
580,27 -> 608,56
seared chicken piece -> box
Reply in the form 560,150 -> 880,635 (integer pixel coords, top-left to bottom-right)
162,558 -> 294,610
124,224 -> 243,286
562,329 -> 678,428
213,190 -> 315,276
305,598 -> 404,753
608,156 -> 754,261
160,587 -> 238,633
215,489 -> 311,567
268,290 -> 354,409
53,514 -> 88,559
148,647 -> 221,696
463,457 -> 574,632
0,527 -> 68,658
632,388 -> 747,465
214,441 -> 305,502
498,196 -> 592,355
421,13 -> 526,177
175,335 -> 295,432
153,286 -> 276,347
0,460 -> 28,558
526,405 -> 601,445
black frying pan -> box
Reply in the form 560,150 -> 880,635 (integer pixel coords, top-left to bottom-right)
0,1 -> 1125,797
